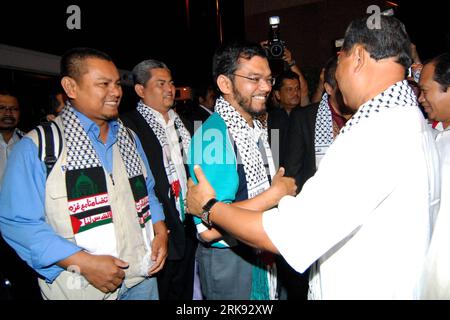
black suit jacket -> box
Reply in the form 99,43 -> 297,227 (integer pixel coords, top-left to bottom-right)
185,104 -> 212,128
283,103 -> 319,193
121,109 -> 194,260
267,108 -> 290,166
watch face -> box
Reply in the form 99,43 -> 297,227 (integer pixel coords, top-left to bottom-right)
201,198 -> 217,228
201,210 -> 210,227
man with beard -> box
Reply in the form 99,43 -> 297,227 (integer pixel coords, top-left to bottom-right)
187,41 -> 296,299
0,48 -> 168,300
0,88 -> 23,188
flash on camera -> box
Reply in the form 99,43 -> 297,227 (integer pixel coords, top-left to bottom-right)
269,16 -> 280,25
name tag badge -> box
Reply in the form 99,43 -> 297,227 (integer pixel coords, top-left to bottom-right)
315,145 -> 329,170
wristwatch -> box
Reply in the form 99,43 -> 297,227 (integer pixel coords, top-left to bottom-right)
201,198 -> 219,228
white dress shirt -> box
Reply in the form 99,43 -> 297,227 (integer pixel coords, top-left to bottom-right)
152,109 -> 188,200
421,122 -> 450,299
0,129 -> 22,187
263,82 -> 440,299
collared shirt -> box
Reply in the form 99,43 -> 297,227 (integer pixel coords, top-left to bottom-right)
421,121 -> 450,299
0,109 -> 164,282
0,128 -> 22,187
329,101 -> 346,137
263,81 -> 440,299
431,121 -> 450,160
148,107 -> 188,200
199,104 -> 213,115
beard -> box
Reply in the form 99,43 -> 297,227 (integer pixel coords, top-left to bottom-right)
232,85 -> 266,118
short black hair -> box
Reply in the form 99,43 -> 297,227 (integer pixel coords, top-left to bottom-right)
273,70 -> 300,91
324,56 -> 338,89
132,59 -> 169,86
342,15 -> 412,69
0,86 -> 19,99
0,86 -> 20,107
60,47 -> 113,80
429,52 -> 450,92
193,83 -> 215,104
212,41 -> 268,84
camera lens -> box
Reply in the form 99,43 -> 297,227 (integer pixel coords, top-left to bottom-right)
270,43 -> 284,58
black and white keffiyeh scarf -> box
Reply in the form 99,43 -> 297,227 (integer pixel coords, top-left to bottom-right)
215,96 -> 277,300
314,93 -> 333,168
340,80 -> 417,135
215,96 -> 276,198
62,105 -> 144,176
61,103 -> 152,258
137,101 -> 191,221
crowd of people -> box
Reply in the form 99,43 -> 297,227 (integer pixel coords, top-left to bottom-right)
0,13 -> 449,300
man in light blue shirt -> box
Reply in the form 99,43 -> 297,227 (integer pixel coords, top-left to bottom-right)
0,48 -> 168,300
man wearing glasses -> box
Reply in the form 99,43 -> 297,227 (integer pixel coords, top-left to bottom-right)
187,41 -> 296,299
0,88 -> 23,187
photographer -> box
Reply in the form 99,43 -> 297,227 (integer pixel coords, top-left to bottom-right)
261,41 -> 310,106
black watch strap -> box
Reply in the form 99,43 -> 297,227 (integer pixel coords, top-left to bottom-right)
201,198 -> 219,227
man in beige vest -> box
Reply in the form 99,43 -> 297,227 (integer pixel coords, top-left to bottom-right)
0,47 -> 168,300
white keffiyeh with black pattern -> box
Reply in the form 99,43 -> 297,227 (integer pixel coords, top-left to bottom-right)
340,80 -> 417,135
137,101 -> 191,221
314,93 -> 333,169
61,103 -> 143,177
215,95 -> 277,299
215,96 -> 276,198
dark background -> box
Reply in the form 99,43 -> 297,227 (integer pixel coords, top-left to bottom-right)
0,0 -> 245,86
0,0 -> 449,131
0,0 -> 449,301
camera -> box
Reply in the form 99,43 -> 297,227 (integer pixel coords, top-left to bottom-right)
266,16 -> 286,59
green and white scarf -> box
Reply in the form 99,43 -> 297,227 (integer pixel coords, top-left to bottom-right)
61,104 -> 152,262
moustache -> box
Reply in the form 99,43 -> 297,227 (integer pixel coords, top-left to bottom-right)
0,116 -> 16,122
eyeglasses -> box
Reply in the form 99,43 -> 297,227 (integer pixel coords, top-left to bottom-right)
232,74 -> 275,87
0,105 -> 20,113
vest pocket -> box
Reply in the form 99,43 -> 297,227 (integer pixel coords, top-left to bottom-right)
46,186 -> 75,240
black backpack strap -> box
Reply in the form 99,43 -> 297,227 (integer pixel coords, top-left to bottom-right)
15,129 -> 25,139
35,121 -> 63,177
125,127 -> 136,145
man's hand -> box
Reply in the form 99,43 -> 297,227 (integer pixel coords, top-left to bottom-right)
46,114 -> 56,121
260,40 -> 269,49
270,167 -> 297,199
59,251 -> 129,293
148,221 -> 168,276
282,47 -> 295,66
186,165 -> 216,216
